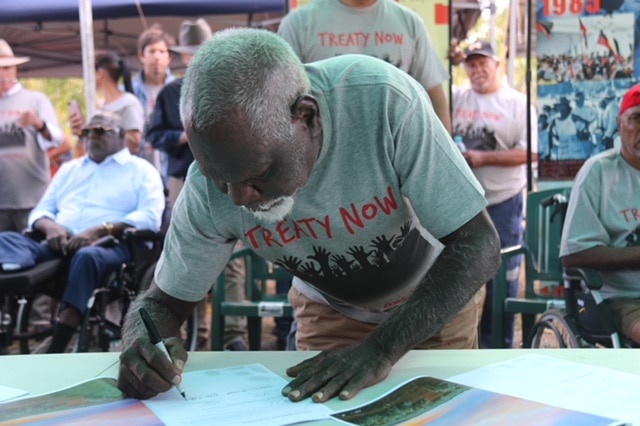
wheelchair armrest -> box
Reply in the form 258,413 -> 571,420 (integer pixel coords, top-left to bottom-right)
122,227 -> 164,242
501,244 -> 527,258
564,267 -> 603,290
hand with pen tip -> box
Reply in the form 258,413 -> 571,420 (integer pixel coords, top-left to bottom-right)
117,294 -> 192,400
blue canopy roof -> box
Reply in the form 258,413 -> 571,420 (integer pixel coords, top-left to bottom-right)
0,0 -> 286,23
0,0 -> 287,77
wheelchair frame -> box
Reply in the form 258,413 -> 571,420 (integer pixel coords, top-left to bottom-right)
522,195 -> 638,349
1,228 -> 198,354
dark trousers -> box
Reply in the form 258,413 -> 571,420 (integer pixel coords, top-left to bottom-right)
480,192 -> 524,348
0,231 -> 130,314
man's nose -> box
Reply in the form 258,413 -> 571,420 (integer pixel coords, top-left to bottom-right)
226,182 -> 262,206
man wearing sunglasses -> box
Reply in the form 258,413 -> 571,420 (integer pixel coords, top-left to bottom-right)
0,110 -> 165,353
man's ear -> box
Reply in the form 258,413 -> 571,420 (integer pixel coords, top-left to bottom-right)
291,95 -> 322,138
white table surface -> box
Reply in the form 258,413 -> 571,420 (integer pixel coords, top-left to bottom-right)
1,349 -> 638,425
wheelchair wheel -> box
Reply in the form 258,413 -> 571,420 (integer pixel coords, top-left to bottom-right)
525,309 -> 581,348
15,295 -> 58,354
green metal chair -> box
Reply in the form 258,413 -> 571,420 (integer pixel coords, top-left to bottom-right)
490,187 -> 572,348
211,248 -> 293,350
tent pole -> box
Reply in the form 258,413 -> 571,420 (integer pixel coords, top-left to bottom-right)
79,0 -> 96,119
526,0 -> 533,191
507,0 -> 517,86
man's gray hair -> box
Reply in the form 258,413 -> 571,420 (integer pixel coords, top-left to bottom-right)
180,28 -> 310,143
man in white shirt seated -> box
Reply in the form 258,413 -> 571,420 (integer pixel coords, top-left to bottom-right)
0,110 -> 165,353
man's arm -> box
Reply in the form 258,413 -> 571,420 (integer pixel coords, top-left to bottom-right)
426,84 -> 452,135
125,130 -> 142,156
118,282 -> 199,400
463,147 -> 538,168
283,210 -> 501,403
146,85 -> 186,153
563,246 -> 640,271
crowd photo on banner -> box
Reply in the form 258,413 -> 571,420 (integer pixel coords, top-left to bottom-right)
536,1 -> 638,180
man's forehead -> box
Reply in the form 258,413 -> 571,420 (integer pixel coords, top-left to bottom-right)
143,41 -> 169,53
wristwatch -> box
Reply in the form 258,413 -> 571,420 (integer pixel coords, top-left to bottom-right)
37,121 -> 47,133
103,222 -> 115,235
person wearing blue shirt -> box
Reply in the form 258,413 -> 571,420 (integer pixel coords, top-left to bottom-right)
0,110 -> 165,353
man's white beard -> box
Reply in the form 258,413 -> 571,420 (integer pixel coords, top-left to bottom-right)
244,196 -> 295,224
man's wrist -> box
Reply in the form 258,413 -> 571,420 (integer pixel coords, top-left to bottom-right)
103,222 -> 115,235
37,120 -> 47,133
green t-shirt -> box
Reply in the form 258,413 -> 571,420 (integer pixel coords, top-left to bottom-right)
560,147 -> 640,299
156,55 -> 486,322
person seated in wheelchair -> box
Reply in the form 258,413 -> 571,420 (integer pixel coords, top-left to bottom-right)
560,83 -> 640,346
0,110 -> 165,353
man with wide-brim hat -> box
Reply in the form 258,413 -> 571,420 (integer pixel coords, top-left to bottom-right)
149,18 -> 212,207
0,38 -> 64,233
169,18 -> 212,58
147,19 -> 249,351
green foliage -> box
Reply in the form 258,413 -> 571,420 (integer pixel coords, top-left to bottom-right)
21,78 -> 85,135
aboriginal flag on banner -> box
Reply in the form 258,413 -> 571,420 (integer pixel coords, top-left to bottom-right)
537,21 -> 552,39
579,19 -> 588,48
598,29 -> 620,59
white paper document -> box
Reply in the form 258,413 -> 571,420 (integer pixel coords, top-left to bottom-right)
448,354 -> 639,425
142,363 -> 334,426
0,385 -> 28,403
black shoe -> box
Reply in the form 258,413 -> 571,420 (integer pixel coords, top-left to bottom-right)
225,340 -> 247,351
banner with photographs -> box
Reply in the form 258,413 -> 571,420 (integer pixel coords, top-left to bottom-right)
537,0 -> 638,180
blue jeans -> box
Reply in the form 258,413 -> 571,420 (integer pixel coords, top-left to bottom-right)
480,192 -> 524,348
0,231 -> 130,314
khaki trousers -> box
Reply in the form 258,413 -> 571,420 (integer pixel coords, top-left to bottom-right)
290,285 -> 486,351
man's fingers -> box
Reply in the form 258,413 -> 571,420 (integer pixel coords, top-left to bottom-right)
285,353 -> 323,377
165,337 -> 188,372
118,340 -> 178,399
117,359 -> 160,400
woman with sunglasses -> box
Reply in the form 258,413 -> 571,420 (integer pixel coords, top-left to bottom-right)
70,51 -> 144,156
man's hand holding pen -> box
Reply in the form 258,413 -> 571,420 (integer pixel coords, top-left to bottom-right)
118,305 -> 189,400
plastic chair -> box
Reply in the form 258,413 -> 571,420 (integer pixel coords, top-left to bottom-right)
212,248 -> 293,350
490,188 -> 571,348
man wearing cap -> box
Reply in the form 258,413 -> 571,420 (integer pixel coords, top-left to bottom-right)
451,40 -> 538,348
147,19 -> 249,351
560,83 -> 640,346
0,39 -> 64,232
